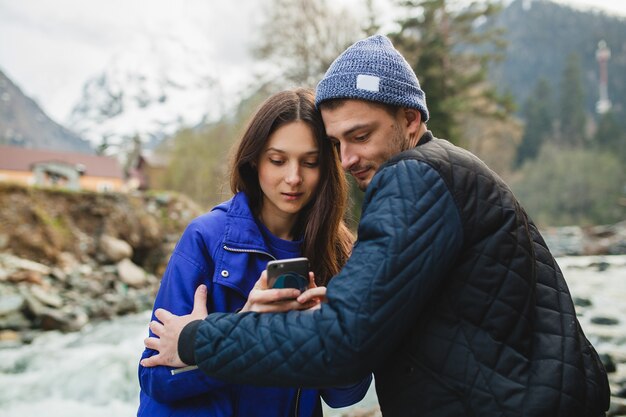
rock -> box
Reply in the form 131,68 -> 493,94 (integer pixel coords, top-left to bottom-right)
615,386 -> 626,399
99,235 -> 133,263
0,253 -> 51,274
115,295 -> 139,315
591,316 -> 620,326
0,329 -> 21,347
0,329 -> 20,342
0,311 -> 31,330
117,258 -> 148,288
7,269 -> 43,285
39,306 -> 88,332
0,233 -> 8,249
0,294 -> 25,316
609,396 -> 626,416
599,353 -> 617,373
29,285 -> 64,308
57,252 -> 79,272
573,296 -> 592,308
49,267 -> 67,282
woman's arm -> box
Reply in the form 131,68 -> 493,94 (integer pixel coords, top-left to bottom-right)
138,226 -> 228,403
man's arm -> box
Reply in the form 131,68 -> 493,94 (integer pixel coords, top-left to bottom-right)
145,159 -> 464,387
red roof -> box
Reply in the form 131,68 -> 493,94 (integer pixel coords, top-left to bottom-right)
0,145 -> 124,179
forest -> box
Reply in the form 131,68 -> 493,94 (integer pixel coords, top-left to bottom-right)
151,0 -> 626,227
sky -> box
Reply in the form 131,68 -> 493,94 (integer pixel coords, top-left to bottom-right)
1,0 -> 625,125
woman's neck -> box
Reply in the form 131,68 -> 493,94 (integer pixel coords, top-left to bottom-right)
258,209 -> 297,241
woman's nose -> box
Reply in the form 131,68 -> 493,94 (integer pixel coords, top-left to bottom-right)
285,164 -> 303,185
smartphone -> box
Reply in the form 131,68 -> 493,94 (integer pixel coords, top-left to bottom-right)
266,257 -> 309,292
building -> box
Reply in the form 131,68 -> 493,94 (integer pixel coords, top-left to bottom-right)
0,145 -> 125,192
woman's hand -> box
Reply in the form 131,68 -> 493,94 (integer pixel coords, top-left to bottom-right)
298,272 -> 327,310
240,271 -> 325,313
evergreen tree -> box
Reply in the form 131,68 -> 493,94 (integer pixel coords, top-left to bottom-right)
515,78 -> 554,167
558,53 -> 586,147
594,111 -> 626,160
390,0 -> 514,144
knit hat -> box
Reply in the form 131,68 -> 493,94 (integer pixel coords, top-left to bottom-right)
315,35 -> 429,122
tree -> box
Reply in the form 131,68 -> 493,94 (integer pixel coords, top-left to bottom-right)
511,144 -> 625,226
363,0 -> 382,37
558,53 -> 586,147
390,0 -> 514,144
593,111 -> 626,160
515,78 -> 554,167
155,86 -> 275,208
253,0 -> 363,88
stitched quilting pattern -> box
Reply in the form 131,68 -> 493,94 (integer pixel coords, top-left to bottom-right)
194,137 -> 609,417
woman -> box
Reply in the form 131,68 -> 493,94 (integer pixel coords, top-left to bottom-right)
137,88 -> 371,417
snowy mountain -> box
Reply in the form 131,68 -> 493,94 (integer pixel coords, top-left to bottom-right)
66,33 -> 245,151
0,69 -> 92,153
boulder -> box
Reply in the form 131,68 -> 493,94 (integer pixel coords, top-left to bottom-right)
117,258 -> 148,288
99,235 -> 133,263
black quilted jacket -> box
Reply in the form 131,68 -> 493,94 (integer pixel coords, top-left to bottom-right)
183,132 -> 610,416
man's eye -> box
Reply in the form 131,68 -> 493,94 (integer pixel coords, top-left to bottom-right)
354,134 -> 368,142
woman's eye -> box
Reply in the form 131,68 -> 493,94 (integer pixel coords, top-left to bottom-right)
303,160 -> 319,168
270,159 -> 284,165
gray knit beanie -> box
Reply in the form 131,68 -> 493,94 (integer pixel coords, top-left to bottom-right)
315,35 -> 429,122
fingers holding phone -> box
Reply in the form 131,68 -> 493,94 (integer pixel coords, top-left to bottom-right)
240,258 -> 319,313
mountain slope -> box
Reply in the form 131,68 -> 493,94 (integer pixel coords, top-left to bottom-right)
66,35 -> 236,151
0,69 -> 92,153
487,0 -> 626,118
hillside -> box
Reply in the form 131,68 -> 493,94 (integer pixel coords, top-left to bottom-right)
0,183 -> 203,342
487,0 -> 626,122
0,69 -> 92,153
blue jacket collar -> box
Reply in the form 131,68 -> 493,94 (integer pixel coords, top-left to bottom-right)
220,192 -> 273,255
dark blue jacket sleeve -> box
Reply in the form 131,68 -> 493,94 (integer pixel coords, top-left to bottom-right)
138,227 -> 229,402
320,374 -> 373,408
187,160 -> 464,387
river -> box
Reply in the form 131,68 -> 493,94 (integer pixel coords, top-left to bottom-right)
1,255 -> 624,417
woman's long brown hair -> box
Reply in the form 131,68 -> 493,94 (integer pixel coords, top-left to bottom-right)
229,88 -> 353,284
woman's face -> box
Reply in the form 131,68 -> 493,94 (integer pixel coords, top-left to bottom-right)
257,121 -> 321,224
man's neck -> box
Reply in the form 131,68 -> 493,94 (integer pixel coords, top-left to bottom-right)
410,124 -> 428,148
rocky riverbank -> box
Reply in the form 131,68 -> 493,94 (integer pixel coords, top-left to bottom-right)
0,183 -> 625,415
0,183 -> 203,344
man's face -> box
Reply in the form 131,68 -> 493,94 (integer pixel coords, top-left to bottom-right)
321,100 -> 408,191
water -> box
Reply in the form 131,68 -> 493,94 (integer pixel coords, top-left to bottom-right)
0,312 -> 149,417
1,255 -> 624,417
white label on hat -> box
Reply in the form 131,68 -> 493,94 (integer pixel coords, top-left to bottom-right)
356,74 -> 380,92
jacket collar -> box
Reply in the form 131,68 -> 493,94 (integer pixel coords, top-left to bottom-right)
416,130 -> 434,147
221,192 -> 271,253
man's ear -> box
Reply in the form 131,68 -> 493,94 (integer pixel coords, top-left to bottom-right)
403,108 -> 422,134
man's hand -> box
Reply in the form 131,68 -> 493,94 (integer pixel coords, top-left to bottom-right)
140,284 -> 208,368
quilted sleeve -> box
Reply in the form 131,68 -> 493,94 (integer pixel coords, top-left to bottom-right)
190,159 -> 464,387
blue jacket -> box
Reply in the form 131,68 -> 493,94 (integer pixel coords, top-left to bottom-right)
138,192 -> 371,417
180,133 -> 608,417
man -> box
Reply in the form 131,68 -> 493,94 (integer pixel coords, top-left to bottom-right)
142,35 -> 610,416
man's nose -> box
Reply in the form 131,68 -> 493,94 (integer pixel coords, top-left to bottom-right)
340,146 -> 358,171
